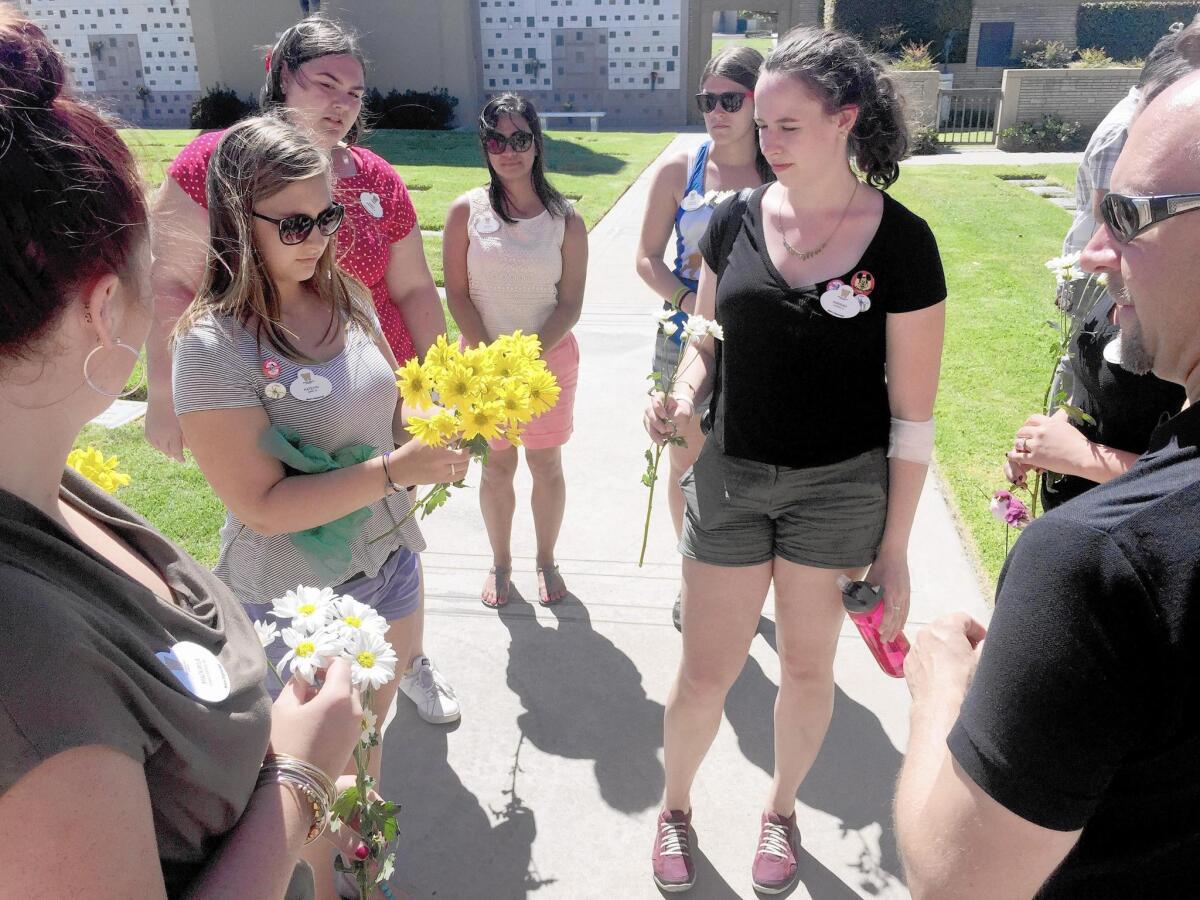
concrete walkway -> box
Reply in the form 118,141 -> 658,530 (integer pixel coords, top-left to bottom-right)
383,134 -> 991,900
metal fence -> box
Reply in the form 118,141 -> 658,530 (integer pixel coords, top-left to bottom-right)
939,89 -> 1003,145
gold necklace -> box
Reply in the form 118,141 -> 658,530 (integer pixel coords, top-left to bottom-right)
778,179 -> 859,261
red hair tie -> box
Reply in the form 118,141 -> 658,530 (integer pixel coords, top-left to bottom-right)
264,50 -> 272,73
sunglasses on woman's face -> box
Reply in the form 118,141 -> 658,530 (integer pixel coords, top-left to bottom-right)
1100,191 -> 1200,243
252,202 -> 345,245
483,129 -> 534,155
695,91 -> 752,115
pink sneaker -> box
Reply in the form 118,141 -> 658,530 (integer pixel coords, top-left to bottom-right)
751,811 -> 799,894
651,808 -> 695,892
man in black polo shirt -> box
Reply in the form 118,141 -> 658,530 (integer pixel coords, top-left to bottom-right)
894,73 -> 1200,898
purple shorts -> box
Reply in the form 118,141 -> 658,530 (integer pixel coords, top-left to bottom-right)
257,547 -> 421,697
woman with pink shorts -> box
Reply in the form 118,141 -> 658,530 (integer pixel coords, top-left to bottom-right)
443,93 -> 588,608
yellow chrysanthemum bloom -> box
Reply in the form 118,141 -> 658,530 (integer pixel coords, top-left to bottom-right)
395,357 -> 434,410
527,369 -> 561,416
67,447 -> 132,493
429,408 -> 461,443
491,351 -> 533,381
425,334 -> 460,372
460,345 -> 494,380
461,401 -> 505,442
506,426 -> 525,448
436,364 -> 483,410
498,383 -> 535,425
404,415 -> 445,447
498,330 -> 542,361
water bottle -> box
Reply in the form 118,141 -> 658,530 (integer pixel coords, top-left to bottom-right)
837,575 -> 909,678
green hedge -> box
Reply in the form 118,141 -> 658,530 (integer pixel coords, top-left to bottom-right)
1077,2 -> 1200,61
826,0 -> 971,63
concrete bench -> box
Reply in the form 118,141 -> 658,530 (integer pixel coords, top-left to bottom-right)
539,111 -> 606,132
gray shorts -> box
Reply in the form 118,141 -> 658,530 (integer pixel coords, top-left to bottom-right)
679,444 -> 888,568
652,318 -> 711,418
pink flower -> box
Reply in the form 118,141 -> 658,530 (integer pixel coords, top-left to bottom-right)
990,489 -> 1031,530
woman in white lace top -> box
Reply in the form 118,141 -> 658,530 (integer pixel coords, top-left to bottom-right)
443,94 -> 588,608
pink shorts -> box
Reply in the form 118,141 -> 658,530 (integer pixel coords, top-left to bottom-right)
459,333 -> 579,451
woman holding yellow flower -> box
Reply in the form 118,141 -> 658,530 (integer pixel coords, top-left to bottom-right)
443,94 -> 588,608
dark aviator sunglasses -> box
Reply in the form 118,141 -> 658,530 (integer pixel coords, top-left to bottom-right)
1100,191 -> 1200,243
252,203 -> 345,245
483,129 -> 534,155
695,91 -> 752,115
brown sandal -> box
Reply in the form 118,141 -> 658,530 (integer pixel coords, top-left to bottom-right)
536,564 -> 567,606
482,567 -> 511,608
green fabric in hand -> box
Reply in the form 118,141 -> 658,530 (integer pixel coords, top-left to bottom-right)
258,425 -> 377,584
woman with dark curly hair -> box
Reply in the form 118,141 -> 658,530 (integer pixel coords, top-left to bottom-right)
644,27 -> 947,893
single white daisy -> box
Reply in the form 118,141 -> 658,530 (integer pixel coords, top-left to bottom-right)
253,619 -> 278,649
270,585 -> 336,632
329,594 -> 388,639
683,314 -> 711,340
345,630 -> 399,690
653,307 -> 676,324
278,626 -> 340,684
706,320 -> 724,341
360,708 -> 379,745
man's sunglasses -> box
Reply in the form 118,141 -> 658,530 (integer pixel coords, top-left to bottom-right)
1101,191 -> 1200,243
482,129 -> 534,155
695,91 -> 752,114
252,203 -> 345,245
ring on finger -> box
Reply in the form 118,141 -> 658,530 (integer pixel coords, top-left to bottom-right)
1016,437 -> 1029,453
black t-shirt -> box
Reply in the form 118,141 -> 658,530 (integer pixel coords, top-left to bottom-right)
1042,294 -> 1185,510
948,404 -> 1200,898
698,186 -> 946,468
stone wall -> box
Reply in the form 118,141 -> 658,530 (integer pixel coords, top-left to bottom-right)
996,66 -> 1140,133
889,70 -> 940,130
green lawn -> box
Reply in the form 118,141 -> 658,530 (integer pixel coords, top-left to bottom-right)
890,163 -> 1078,587
712,34 -> 775,56
97,128 -> 673,564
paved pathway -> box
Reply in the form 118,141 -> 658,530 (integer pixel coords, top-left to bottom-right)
383,134 -> 992,900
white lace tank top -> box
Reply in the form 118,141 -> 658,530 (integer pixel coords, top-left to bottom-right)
465,186 -> 566,339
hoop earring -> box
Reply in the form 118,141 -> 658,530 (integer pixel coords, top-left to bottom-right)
83,339 -> 144,399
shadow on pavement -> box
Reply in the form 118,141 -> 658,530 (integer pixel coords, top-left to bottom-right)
723,617 -> 906,897
499,591 -> 666,814
382,704 -> 553,899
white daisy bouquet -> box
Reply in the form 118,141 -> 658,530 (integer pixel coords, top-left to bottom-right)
1044,252 -> 1108,417
257,586 -> 401,899
639,312 -> 724,566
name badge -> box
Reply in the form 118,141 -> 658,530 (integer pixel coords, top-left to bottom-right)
359,191 -> 384,219
157,641 -> 231,703
290,368 -> 333,402
475,214 -> 500,234
679,190 -> 707,212
1103,334 -> 1123,366
819,280 -> 871,319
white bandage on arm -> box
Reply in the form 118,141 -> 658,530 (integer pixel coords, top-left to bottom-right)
887,417 -> 935,464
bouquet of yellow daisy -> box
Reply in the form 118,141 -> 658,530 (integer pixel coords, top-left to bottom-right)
369,331 -> 559,543
67,446 -> 131,493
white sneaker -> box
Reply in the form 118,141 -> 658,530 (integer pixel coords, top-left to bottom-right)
398,655 -> 461,724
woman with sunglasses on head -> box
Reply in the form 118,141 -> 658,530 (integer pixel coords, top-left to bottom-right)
148,15 -> 462,727
443,94 -> 587,608
0,12 -> 363,899
172,114 -> 469,900
643,28 -> 945,894
635,46 -> 774,630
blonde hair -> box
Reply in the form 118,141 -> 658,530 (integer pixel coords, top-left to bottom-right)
174,114 -> 376,361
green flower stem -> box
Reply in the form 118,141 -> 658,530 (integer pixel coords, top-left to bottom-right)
638,443 -> 664,568
366,484 -> 445,545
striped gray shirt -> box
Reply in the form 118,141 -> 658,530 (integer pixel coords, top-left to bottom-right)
173,313 -> 425,608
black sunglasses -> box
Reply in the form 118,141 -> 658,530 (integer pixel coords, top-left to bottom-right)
1101,191 -> 1200,243
252,202 -> 345,245
482,129 -> 534,155
695,91 -> 751,114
